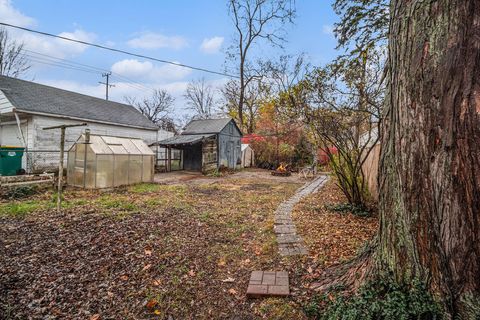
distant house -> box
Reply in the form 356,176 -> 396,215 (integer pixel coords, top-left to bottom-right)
152,118 -> 242,172
0,75 -> 172,173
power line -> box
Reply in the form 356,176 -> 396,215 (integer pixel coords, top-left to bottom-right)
22,49 -> 159,93
1,22 -> 238,79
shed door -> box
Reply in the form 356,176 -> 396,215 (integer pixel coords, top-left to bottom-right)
183,144 -> 202,171
228,141 -> 235,168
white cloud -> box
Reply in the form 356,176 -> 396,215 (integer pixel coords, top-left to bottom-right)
111,59 -> 192,82
0,0 -> 35,27
0,0 -> 96,58
19,28 -> 96,58
200,36 -> 224,54
127,32 -> 187,50
322,24 -> 334,36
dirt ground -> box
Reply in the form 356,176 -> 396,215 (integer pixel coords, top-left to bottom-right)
0,169 -> 377,319
153,168 -> 309,185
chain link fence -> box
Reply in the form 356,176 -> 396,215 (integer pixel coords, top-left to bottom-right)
23,150 -> 62,174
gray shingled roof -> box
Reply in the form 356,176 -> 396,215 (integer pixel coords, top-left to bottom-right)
0,75 -> 158,129
182,118 -> 236,134
151,134 -> 215,146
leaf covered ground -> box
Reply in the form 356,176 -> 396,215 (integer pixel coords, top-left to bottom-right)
0,171 -> 377,319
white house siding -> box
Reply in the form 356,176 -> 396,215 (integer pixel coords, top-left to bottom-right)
0,90 -> 13,114
25,115 -> 172,173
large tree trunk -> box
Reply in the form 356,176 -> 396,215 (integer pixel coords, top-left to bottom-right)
377,0 -> 480,316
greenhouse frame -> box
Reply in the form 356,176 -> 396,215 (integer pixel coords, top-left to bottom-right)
67,133 -> 154,189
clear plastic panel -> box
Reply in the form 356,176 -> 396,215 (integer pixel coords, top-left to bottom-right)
129,155 -> 143,184
96,154 -> 114,188
131,139 -> 154,155
113,155 -> 129,187
142,155 -> 153,182
84,146 -> 96,188
121,139 -> 142,155
74,143 -> 85,186
88,135 -> 112,154
67,146 -> 76,186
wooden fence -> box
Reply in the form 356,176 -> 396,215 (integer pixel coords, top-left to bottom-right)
362,143 -> 380,201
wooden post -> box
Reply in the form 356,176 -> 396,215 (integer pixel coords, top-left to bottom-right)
167,147 -> 172,172
43,123 -> 87,212
57,127 -> 65,211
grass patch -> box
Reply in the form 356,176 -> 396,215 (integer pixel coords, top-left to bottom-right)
256,298 -> 305,319
129,183 -> 162,193
96,195 -> 139,212
0,201 -> 45,217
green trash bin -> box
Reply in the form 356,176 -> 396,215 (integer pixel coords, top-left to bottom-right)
0,146 -> 25,176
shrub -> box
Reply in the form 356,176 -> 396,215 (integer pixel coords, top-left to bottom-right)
325,203 -> 372,217
2,185 -> 39,200
304,277 -> 443,320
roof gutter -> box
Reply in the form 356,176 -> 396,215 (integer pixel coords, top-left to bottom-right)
14,109 -> 159,131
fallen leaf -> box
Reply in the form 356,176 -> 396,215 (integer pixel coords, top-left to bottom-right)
90,315 -> 100,320
142,264 -> 152,271
221,277 -> 235,283
228,288 -> 237,295
145,299 -> 157,309
154,310 -> 161,315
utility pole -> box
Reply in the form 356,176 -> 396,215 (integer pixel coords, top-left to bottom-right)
43,123 -> 87,212
99,72 -> 115,100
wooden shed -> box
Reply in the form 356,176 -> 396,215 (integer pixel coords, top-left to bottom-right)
152,118 -> 242,173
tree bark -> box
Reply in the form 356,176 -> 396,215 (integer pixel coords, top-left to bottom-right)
377,0 -> 480,316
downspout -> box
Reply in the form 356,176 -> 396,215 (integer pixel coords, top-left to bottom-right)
14,110 -> 29,172
13,110 -> 27,147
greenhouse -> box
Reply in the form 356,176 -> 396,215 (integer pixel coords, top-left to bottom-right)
67,133 -> 154,189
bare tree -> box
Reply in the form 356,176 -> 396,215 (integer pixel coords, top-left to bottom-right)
222,78 -> 270,133
0,28 -> 30,78
183,78 -> 216,119
124,89 -> 175,130
227,0 -> 295,130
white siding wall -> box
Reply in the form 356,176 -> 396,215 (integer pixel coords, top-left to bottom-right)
28,115 -> 172,172
32,115 -> 165,150
0,90 -> 13,114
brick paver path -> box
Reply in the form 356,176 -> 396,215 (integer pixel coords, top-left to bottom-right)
246,271 -> 289,297
274,175 -> 329,256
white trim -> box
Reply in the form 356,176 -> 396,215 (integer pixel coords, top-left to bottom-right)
0,119 -> 27,125
14,109 -> 158,131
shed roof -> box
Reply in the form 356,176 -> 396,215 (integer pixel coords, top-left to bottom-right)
0,75 -> 158,130
151,134 -> 215,147
73,134 -> 154,155
182,118 -> 239,134
241,144 -> 251,151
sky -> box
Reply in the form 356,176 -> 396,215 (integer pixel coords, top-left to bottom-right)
0,0 -> 339,119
